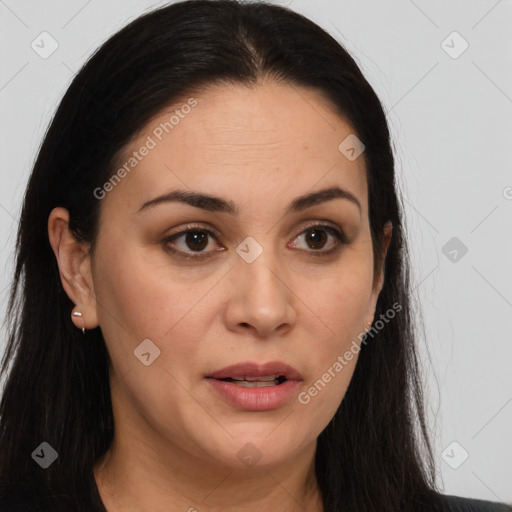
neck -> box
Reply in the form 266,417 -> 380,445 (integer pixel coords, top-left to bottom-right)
94,427 -> 323,512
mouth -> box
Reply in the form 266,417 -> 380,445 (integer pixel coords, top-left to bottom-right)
214,374 -> 289,388
206,361 -> 302,383
205,361 -> 302,411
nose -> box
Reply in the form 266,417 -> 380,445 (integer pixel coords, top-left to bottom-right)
222,247 -> 297,338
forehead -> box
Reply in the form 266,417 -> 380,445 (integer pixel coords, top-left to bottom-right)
102,81 -> 368,214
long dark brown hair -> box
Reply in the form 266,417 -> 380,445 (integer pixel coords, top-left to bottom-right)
1,1 -> 442,510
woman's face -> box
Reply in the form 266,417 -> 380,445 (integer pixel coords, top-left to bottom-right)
87,81 -> 390,471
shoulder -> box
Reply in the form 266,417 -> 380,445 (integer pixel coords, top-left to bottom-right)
424,491 -> 512,512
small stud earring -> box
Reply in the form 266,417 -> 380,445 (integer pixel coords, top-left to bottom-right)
72,311 -> 86,335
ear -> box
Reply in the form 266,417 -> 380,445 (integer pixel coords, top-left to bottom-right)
47,207 -> 99,331
366,221 -> 393,326
374,220 -> 393,293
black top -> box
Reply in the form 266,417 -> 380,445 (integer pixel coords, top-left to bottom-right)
0,478 -> 510,511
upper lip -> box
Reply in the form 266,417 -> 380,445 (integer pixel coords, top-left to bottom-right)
207,361 -> 303,381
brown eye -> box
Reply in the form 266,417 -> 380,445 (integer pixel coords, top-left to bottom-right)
290,223 -> 347,256
183,231 -> 209,251
304,228 -> 329,249
163,222 -> 347,261
163,225 -> 222,260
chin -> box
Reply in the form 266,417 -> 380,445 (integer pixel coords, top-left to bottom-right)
203,430 -> 310,471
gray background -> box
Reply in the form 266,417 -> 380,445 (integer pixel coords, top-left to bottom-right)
0,0 -> 511,503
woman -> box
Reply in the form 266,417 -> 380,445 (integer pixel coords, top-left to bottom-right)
0,1 -> 509,510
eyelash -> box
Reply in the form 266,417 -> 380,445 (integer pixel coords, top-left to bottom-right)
162,222 -> 348,260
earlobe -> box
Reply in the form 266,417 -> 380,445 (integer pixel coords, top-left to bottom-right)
72,309 -> 87,334
48,207 -> 99,330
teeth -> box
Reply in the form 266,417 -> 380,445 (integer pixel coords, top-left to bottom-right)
231,380 -> 279,388
231,375 -> 279,382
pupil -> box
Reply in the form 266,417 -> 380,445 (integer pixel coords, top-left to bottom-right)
307,228 -> 327,249
186,231 -> 208,251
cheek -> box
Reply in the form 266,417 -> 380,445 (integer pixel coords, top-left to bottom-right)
95,260 -> 164,339
297,310 -> 362,433
296,336 -> 360,443
94,237 -> 194,338
312,261 -> 373,347
295,257 -> 373,417
92,237 -> 221,386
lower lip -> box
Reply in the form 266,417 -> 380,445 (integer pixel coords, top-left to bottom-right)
206,378 -> 301,411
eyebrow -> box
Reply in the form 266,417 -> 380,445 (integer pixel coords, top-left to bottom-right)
137,185 -> 362,216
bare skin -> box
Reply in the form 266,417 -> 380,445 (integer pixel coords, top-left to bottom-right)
48,80 -> 391,512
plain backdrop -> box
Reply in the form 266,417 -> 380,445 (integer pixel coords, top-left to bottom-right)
0,0 -> 511,503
